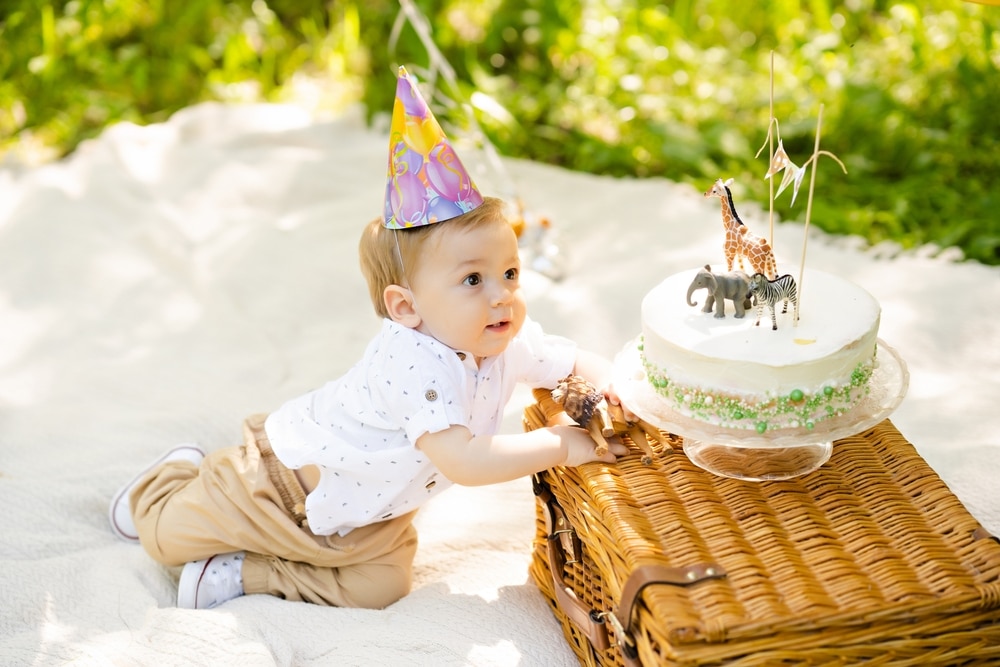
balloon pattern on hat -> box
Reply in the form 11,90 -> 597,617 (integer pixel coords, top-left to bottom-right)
383,66 -> 484,229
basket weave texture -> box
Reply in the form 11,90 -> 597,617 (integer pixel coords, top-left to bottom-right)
525,389 -> 1000,666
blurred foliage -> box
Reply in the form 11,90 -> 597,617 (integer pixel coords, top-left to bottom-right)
0,0 -> 365,158
2,0 -> 999,264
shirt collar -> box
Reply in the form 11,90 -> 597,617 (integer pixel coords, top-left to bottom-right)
383,319 -> 496,372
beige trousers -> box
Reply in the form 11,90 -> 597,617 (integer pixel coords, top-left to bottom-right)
130,414 -> 419,609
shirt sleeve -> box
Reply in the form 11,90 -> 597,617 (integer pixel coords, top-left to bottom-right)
505,317 -> 577,388
370,327 -> 472,445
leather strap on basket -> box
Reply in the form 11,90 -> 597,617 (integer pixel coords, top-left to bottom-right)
612,562 -> 727,665
973,526 -> 1000,544
534,473 -> 727,665
535,474 -> 612,653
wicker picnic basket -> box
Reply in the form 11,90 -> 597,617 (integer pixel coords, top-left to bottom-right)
524,388 -> 1000,666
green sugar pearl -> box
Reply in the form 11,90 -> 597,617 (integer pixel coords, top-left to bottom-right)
789,389 -> 804,402
755,421 -> 768,434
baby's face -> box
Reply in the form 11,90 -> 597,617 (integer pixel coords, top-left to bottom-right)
408,219 -> 526,363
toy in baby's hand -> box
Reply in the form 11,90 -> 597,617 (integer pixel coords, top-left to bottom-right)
550,375 -> 672,464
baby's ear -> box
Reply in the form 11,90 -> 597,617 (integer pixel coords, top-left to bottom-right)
384,285 -> 421,328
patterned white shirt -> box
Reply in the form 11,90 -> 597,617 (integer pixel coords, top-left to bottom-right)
265,317 -> 576,536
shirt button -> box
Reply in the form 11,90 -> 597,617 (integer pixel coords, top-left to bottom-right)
424,389 -> 438,402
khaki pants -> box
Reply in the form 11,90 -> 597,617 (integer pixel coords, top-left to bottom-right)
130,414 -> 419,609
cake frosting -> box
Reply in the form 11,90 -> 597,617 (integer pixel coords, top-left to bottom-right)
640,267 -> 880,433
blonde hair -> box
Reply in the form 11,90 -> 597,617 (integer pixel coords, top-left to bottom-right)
359,197 -> 508,319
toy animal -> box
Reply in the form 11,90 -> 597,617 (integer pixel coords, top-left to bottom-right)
550,375 -> 670,464
704,178 -> 778,280
686,265 -> 753,319
748,272 -> 799,330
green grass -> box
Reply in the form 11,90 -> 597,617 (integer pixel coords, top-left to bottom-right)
2,0 -> 998,264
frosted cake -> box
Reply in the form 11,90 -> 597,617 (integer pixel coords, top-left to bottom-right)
639,267 -> 880,433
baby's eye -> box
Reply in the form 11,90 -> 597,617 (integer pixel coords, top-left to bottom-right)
463,273 -> 482,286
504,268 -> 519,281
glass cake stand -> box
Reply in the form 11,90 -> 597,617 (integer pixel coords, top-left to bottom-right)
612,338 -> 909,481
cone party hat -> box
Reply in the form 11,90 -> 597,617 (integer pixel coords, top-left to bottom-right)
383,66 -> 484,229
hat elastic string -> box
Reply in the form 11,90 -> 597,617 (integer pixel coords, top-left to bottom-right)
392,229 -> 418,309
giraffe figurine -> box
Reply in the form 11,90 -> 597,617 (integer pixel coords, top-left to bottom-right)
704,178 -> 777,280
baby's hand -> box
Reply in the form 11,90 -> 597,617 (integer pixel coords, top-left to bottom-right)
604,383 -> 638,422
555,425 -> 628,467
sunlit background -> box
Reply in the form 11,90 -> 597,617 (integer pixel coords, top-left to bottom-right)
2,0 -> 998,264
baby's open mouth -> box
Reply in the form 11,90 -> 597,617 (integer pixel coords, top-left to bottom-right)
487,320 -> 509,330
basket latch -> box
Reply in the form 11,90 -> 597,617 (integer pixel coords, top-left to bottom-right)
610,562 -> 728,665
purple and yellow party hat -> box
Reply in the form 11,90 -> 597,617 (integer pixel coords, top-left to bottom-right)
383,66 -> 484,229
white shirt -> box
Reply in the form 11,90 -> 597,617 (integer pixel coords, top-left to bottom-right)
265,317 -> 576,536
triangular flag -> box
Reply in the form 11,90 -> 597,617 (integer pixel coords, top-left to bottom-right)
765,140 -> 793,178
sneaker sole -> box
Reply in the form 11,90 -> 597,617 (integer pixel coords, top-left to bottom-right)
109,444 -> 205,542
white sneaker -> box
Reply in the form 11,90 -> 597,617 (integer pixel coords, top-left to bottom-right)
177,552 -> 246,609
108,444 -> 205,542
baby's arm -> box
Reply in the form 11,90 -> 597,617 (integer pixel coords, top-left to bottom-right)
571,348 -> 613,389
414,346 -> 632,486
416,424 -> 625,487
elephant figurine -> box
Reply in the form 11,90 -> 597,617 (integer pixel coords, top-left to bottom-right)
686,265 -> 753,318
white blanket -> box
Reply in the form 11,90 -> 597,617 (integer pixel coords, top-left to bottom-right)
2,102 -> 998,666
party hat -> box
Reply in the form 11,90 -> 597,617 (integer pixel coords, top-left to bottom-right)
383,66 -> 484,229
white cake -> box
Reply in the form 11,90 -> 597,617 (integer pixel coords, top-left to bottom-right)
639,267 -> 881,433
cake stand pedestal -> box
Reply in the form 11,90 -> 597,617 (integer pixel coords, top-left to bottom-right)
613,338 -> 909,481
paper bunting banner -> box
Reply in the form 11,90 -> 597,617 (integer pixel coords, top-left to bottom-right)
765,140 -> 792,178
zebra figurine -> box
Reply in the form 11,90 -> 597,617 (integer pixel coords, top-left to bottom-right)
748,273 -> 798,330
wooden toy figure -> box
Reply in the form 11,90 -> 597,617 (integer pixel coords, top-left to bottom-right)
550,375 -> 670,464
